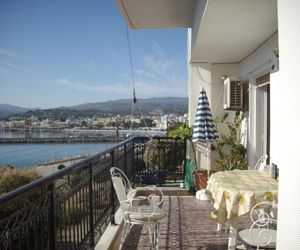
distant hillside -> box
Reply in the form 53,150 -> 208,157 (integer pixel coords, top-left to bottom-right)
70,97 -> 188,114
8,97 -> 188,119
0,104 -> 35,118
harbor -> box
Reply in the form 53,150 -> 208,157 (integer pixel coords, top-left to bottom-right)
0,136 -> 120,144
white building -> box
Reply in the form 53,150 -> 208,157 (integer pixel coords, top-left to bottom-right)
116,0 -> 300,248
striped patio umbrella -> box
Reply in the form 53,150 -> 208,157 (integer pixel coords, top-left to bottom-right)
192,88 -> 219,142
192,88 -> 219,174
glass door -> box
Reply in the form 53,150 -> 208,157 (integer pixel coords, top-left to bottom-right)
256,74 -> 270,163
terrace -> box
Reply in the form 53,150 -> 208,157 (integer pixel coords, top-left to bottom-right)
108,190 -> 252,250
0,136 -> 191,249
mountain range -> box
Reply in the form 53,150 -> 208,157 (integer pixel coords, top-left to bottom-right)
0,104 -> 37,118
0,97 -> 188,119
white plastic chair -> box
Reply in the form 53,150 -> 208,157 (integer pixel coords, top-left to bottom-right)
110,167 -> 166,250
254,155 -> 268,171
237,201 -> 277,249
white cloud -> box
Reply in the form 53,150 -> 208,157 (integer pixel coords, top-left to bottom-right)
56,78 -> 75,86
4,63 -> 25,72
143,54 -> 174,78
56,78 -> 131,95
0,48 -> 26,59
55,77 -> 186,99
55,43 -> 187,100
133,46 -> 187,96
135,80 -> 187,98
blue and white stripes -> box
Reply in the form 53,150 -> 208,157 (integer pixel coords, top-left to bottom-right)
192,89 -> 219,142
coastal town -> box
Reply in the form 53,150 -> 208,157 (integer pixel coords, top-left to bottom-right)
0,113 -> 187,132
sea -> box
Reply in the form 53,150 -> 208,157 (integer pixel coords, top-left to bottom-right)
0,128 -> 165,168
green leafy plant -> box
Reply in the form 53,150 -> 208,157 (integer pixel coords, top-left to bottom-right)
143,139 -> 183,172
168,122 -> 193,139
214,113 -> 247,171
168,122 -> 197,193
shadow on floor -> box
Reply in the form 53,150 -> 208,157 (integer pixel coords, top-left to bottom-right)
121,194 -> 237,250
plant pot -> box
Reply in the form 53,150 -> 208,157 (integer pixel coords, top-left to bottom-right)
193,170 -> 209,190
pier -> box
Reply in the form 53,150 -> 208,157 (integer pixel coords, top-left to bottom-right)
0,136 -> 122,144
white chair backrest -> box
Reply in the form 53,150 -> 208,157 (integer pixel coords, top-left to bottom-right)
249,201 -> 277,248
254,155 -> 268,171
111,175 -> 128,202
110,167 -> 132,203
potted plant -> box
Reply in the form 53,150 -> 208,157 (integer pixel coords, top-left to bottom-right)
193,169 -> 211,190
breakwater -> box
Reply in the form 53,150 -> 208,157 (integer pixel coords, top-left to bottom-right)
0,136 -> 122,144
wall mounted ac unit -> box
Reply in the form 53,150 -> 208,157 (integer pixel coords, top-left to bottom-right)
223,77 -> 244,110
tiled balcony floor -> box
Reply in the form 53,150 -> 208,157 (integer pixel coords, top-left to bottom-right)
121,190 -> 251,250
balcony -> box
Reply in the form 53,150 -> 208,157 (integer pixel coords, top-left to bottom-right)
111,188 -> 254,250
0,136 -> 187,249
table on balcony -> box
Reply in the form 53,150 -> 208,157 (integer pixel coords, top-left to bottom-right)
207,169 -> 278,249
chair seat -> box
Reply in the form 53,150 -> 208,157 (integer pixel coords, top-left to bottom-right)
238,228 -> 277,249
126,210 -> 167,222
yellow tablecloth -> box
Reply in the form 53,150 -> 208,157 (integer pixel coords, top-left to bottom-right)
207,170 -> 278,224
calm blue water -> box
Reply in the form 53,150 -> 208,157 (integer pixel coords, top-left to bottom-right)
0,143 -> 115,168
0,129 -> 165,168
0,128 -> 165,138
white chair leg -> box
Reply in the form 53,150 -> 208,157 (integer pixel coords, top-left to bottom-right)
217,223 -> 222,231
153,224 -> 157,250
148,223 -> 160,250
155,223 -> 160,249
120,221 -> 131,249
148,225 -> 154,249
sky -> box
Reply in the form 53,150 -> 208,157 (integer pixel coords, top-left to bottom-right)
0,1 -> 188,109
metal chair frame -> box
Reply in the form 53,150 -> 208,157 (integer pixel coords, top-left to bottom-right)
237,201 -> 277,249
110,167 -> 166,250
254,155 -> 269,171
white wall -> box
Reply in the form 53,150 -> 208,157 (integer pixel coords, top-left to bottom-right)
276,0 -> 300,248
188,62 -> 212,126
240,33 -> 278,167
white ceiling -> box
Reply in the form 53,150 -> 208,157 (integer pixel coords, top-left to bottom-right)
116,0 -> 278,63
191,0 -> 278,63
116,0 -> 196,29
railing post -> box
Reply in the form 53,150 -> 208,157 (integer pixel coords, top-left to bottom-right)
124,143 -> 127,176
88,163 -> 95,248
47,183 -> 56,250
131,139 -> 135,188
110,151 -> 116,225
183,138 -> 187,185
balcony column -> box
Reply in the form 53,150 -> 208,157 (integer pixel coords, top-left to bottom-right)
188,62 -> 212,127
276,0 -> 300,249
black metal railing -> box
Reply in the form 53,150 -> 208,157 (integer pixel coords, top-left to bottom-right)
134,137 -> 186,185
0,136 -> 185,250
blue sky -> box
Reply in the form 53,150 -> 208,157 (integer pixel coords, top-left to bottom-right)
0,1 -> 188,109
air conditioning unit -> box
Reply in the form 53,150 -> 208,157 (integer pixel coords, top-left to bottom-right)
223,77 -> 244,110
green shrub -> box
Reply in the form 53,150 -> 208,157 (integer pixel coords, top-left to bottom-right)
0,166 -> 41,196
143,139 -> 183,171
58,164 -> 66,170
0,166 -> 42,221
